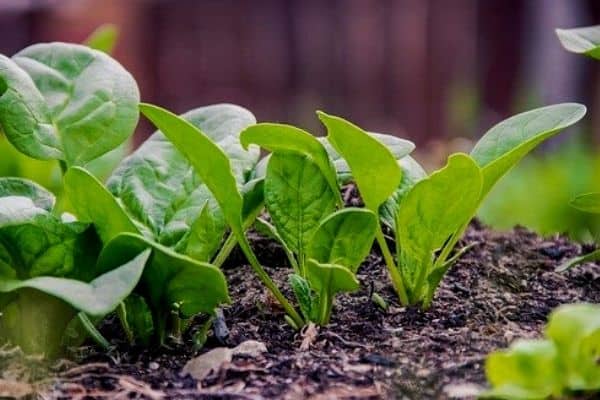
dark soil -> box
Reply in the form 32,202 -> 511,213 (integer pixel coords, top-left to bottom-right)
5,220 -> 600,399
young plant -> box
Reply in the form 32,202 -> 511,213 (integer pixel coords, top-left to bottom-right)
0,178 -> 150,356
318,104 -> 586,308
63,104 -> 258,343
240,123 -> 378,324
483,303 -> 600,399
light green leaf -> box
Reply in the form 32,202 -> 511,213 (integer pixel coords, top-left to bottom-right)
119,293 -> 154,346
320,133 -> 414,184
182,201 -> 227,262
240,123 -> 341,204
265,152 -> 337,264
97,233 -> 230,320
545,303 -> 600,390
556,249 -> 600,272
556,26 -> 600,60
397,154 -> 482,292
0,43 -> 140,165
379,156 -> 427,230
289,274 -> 315,321
483,339 -> 561,399
570,192 -> 600,213
0,177 -> 54,211
64,166 -> 139,243
0,250 -> 150,316
307,208 -> 377,272
317,111 -> 402,212
471,103 -> 586,197
306,260 -> 360,295
84,24 -> 119,54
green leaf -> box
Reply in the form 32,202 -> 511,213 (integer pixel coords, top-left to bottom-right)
255,217 -> 298,272
118,294 -> 154,346
570,192 -> 600,213
556,249 -> 600,272
470,103 -> 586,197
317,111 -> 402,211
307,208 -> 377,272
108,104 -> 256,253
0,43 -> 140,165
0,195 -> 98,279
265,152 -> 337,265
556,26 -> 600,60
64,167 -> 139,243
545,303 -> 600,390
484,339 -> 561,399
289,274 -> 315,321
320,133 -> 414,184
97,233 -> 230,320
84,24 -> 119,54
240,123 -> 341,204
0,249 -> 150,317
0,177 -> 54,211
379,156 -> 427,230
182,201 -> 227,262
396,154 -> 482,295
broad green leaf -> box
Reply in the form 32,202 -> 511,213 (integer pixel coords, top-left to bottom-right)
570,192 -> 600,213
265,152 -> 337,263
320,133 -> 414,184
181,201 -> 227,262
379,156 -> 427,230
109,104 -> 256,252
545,303 -> 600,390
0,195 -> 97,278
64,167 -> 139,243
317,111 -> 402,211
0,43 -> 140,165
556,26 -> 600,60
84,24 -> 119,54
396,154 -> 482,288
307,208 -> 377,272
0,249 -> 150,316
139,104 -> 244,240
471,103 -> 586,197
97,233 -> 230,319
484,339 -> 561,399
240,123 -> 340,204
0,177 -> 54,211
306,260 -> 359,308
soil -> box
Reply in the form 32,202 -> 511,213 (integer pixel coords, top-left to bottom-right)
3,208 -> 600,398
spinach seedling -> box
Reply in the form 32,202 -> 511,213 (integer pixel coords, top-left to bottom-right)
319,104 -> 586,308
241,124 -> 378,325
483,303 -> 600,399
0,178 -> 150,356
63,104 -> 254,343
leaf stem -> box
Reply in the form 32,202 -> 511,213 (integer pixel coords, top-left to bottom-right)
375,228 -> 409,305
213,232 -> 236,268
78,312 -> 111,350
237,236 -> 304,328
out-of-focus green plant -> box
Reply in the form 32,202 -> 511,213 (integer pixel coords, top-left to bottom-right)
483,303 -> 600,399
478,141 -> 600,242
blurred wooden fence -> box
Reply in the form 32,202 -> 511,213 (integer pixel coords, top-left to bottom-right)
1,0 -> 599,144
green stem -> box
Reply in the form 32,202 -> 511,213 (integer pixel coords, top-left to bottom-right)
78,312 -> 111,350
318,288 -> 331,325
213,232 -> 236,268
375,228 -> 409,305
59,160 -> 68,175
237,236 -> 304,328
433,221 -> 469,271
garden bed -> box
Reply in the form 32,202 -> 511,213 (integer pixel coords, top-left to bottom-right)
4,219 -> 598,399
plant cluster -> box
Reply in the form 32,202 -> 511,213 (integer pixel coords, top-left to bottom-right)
0,30 -> 587,356
483,303 -> 600,399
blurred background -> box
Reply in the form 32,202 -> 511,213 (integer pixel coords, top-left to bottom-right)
1,0 -> 600,240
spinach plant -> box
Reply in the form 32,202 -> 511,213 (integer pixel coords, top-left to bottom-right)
241,123 -> 378,324
318,104 -> 585,308
483,303 -> 600,399
63,104 -> 257,343
0,178 -> 150,356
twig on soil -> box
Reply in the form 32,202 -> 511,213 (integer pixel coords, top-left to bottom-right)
320,331 -> 371,350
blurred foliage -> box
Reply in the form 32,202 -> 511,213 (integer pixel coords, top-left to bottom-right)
478,138 -> 600,241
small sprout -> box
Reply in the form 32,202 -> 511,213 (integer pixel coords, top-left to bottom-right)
371,292 -> 388,312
